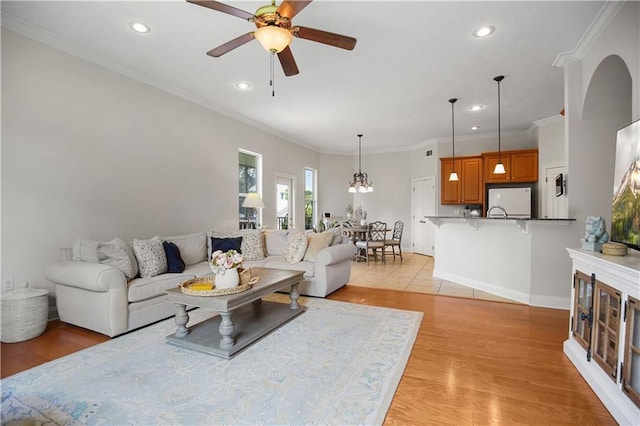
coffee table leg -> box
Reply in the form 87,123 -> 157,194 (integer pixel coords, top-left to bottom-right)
174,304 -> 189,338
289,283 -> 300,310
219,312 -> 235,349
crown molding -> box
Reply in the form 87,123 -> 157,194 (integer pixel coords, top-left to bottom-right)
0,14 -> 323,153
528,115 -> 565,133
553,1 -> 624,68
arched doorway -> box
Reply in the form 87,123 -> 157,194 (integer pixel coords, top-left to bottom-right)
568,55 -> 632,224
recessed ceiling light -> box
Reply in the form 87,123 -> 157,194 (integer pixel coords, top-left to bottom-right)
471,126 -> 480,130
130,22 -> 151,34
470,105 -> 484,112
235,82 -> 251,90
473,25 -> 495,38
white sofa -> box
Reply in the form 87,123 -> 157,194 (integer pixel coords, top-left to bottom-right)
44,229 -> 356,337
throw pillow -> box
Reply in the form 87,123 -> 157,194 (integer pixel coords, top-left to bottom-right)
71,238 -> 101,263
209,230 -> 265,261
133,236 -> 168,278
98,237 -> 139,280
284,232 -> 308,264
163,241 -> 186,273
210,236 -> 243,258
303,231 -> 334,262
328,227 -> 344,246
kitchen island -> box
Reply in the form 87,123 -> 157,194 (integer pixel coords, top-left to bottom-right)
426,216 -> 577,308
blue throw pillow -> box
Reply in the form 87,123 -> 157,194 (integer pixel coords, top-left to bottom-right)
163,241 -> 185,273
210,237 -> 243,258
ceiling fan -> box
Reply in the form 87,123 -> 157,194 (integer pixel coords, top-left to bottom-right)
187,0 -> 357,76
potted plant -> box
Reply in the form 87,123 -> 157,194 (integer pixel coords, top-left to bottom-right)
346,204 -> 354,219
210,249 -> 244,289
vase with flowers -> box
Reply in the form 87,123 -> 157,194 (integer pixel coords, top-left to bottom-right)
210,249 -> 244,289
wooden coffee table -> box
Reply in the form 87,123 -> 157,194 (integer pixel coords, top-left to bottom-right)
165,267 -> 305,359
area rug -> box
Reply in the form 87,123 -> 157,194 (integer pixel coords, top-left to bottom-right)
1,298 -> 422,425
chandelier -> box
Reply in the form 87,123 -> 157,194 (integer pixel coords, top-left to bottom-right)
348,134 -> 374,193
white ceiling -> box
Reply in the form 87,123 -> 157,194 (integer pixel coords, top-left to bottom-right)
1,1 -> 605,154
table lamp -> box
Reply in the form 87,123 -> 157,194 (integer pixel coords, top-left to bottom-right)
242,193 -> 265,228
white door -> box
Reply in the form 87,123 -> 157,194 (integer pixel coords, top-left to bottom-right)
544,165 -> 568,218
412,177 -> 436,256
276,174 -> 295,229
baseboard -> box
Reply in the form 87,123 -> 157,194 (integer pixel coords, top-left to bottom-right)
433,268 -> 530,304
48,306 -> 59,321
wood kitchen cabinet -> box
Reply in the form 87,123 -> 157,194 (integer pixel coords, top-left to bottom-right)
440,156 -> 483,205
483,149 -> 538,183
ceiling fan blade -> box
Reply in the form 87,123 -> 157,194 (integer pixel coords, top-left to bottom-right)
187,0 -> 254,21
277,0 -> 312,20
207,32 -> 255,57
293,26 -> 357,50
277,46 -> 299,76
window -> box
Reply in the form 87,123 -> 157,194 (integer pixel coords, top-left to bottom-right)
305,168 -> 316,230
239,150 -> 261,229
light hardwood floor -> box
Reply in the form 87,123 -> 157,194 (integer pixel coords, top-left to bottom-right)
0,253 -> 616,425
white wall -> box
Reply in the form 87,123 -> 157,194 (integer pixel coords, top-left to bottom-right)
535,115 -> 565,217
351,150 -> 413,250
563,1 -> 639,240
0,29 -> 321,300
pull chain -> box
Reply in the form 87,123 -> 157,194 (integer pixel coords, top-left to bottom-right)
270,52 -> 276,97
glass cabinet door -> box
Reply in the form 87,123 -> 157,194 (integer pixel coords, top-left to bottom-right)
573,271 -> 594,353
623,296 -> 640,408
592,281 -> 621,380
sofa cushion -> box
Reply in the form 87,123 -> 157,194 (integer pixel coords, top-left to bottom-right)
127,273 -> 192,303
163,241 -> 185,273
133,236 -> 167,278
210,237 -> 242,257
304,231 -> 334,262
209,230 -> 265,261
263,256 -> 314,278
98,237 -> 139,280
284,232 -> 308,264
163,233 -> 207,266
328,227 -> 344,246
72,238 -> 101,263
183,261 -> 214,277
263,229 -> 294,256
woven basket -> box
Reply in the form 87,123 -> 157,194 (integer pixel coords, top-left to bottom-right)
179,268 -> 259,297
1,288 -> 49,343
602,242 -> 628,256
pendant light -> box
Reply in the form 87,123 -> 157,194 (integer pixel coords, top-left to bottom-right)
348,134 -> 374,193
448,98 -> 459,181
493,75 -> 506,174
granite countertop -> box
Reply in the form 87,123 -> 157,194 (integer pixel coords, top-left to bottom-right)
425,216 -> 576,221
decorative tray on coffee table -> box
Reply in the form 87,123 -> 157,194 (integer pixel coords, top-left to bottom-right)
178,268 -> 259,297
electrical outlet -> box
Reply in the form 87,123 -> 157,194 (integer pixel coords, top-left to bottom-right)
454,209 -> 461,216
2,278 -> 14,291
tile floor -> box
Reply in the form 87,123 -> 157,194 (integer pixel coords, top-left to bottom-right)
348,250 -> 519,303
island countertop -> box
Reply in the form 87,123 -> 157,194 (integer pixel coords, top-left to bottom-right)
425,216 -> 576,221
425,215 -> 580,309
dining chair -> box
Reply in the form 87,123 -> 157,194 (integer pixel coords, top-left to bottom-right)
354,221 -> 387,265
385,220 -> 404,261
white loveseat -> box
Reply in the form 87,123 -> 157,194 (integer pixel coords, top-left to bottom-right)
44,229 -> 356,337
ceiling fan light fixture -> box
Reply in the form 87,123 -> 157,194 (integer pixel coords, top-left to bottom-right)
254,26 -> 293,53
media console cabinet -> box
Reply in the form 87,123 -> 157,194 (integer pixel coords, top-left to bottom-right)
565,248 -> 640,425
